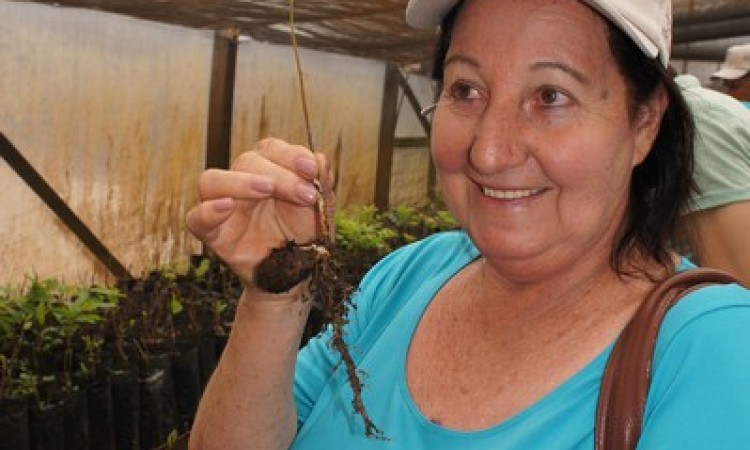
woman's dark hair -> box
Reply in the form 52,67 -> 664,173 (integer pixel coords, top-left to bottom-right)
432,1 -> 695,277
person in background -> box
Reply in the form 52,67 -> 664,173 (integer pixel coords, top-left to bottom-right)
710,43 -> 750,107
675,72 -> 750,287
186,0 -> 750,449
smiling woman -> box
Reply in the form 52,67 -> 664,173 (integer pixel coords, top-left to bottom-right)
185,0 -> 750,449
429,0 -> 673,279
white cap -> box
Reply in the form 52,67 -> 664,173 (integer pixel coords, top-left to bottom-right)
711,44 -> 750,80
405,0 -> 673,68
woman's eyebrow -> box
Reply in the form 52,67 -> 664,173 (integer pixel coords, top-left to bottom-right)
444,54 -> 480,69
530,61 -> 590,85
445,56 -> 590,87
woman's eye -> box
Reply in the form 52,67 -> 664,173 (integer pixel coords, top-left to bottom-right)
448,82 -> 482,101
538,87 -> 570,106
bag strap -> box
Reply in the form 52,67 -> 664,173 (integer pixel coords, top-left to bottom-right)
595,268 -> 738,450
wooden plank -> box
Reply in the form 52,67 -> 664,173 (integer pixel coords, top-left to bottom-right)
205,28 -> 240,170
0,133 -> 132,280
374,63 -> 400,211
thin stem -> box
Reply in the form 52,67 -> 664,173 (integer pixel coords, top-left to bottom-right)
289,0 -> 331,243
289,0 -> 315,153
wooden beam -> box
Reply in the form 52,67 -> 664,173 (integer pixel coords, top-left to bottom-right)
0,133 -> 132,280
395,71 -> 439,203
374,63 -> 400,211
673,16 -> 750,44
205,28 -> 240,170
394,137 -> 429,148
250,5 -> 405,26
396,72 -> 431,136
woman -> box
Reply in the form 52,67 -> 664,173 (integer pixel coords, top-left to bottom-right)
186,0 -> 750,448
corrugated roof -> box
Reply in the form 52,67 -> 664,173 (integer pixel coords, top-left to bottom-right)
15,0 -> 750,66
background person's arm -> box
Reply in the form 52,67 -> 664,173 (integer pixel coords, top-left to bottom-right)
685,201 -> 750,288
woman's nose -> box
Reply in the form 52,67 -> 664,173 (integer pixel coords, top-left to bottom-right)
469,103 -> 528,174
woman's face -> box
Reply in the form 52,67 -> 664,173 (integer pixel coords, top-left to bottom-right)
432,0 -> 665,277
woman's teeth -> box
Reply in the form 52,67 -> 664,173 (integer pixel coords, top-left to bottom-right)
482,187 -> 543,200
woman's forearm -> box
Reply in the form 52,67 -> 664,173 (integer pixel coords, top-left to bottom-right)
189,286 -> 313,450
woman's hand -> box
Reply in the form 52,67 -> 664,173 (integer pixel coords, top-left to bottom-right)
186,138 -> 334,289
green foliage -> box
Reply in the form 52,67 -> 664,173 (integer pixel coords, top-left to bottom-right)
0,277 -> 119,403
193,257 -> 211,279
329,203 -> 458,289
0,203 -> 456,404
0,286 -> 33,400
335,205 -> 397,256
335,203 -> 458,260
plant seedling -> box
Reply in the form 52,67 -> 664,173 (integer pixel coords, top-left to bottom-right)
254,188 -> 384,438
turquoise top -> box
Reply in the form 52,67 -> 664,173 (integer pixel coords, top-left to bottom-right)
292,231 -> 750,449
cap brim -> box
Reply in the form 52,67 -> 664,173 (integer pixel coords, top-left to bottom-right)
711,67 -> 749,80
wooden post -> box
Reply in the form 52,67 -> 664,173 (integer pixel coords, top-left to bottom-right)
205,28 -> 240,170
374,63 -> 400,211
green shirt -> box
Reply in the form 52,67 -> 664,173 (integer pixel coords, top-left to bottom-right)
676,74 -> 750,211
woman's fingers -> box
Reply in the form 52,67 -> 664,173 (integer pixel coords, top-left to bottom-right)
230,145 -> 320,207
197,169 -> 274,202
185,197 -> 236,244
187,138 -> 335,261
248,138 -> 320,180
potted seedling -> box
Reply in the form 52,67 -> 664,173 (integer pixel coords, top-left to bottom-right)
0,285 -> 34,450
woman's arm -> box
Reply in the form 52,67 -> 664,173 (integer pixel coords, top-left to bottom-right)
185,138 -> 334,449
189,287 -> 311,450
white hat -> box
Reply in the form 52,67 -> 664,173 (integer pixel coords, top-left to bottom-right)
711,44 -> 750,80
405,0 -> 673,68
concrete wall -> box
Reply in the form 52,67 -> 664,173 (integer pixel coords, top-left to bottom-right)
0,2 -> 416,285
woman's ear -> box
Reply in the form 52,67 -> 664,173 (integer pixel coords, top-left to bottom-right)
632,84 -> 669,167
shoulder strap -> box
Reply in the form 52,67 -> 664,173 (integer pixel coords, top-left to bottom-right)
595,268 -> 738,450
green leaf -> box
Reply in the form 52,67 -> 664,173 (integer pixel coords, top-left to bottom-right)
194,258 -> 211,278
170,295 -> 183,315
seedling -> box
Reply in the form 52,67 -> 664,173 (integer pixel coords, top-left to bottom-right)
248,0 -> 385,438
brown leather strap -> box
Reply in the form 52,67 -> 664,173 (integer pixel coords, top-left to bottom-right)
595,268 -> 738,450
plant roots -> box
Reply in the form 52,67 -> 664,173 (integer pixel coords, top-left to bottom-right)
255,240 -> 385,439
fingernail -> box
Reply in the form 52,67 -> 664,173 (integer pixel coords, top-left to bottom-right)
296,183 -> 319,204
213,197 -> 234,212
251,176 -> 274,194
294,156 -> 318,179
